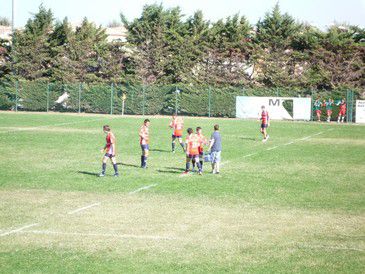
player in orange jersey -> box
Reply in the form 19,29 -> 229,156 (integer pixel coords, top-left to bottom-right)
139,119 -> 150,168
99,125 -> 119,177
169,114 -> 185,153
192,127 -> 208,172
183,128 -> 202,175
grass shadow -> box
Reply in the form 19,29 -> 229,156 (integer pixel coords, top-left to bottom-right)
150,148 -> 170,153
78,171 -> 99,177
117,162 -> 140,168
157,169 -> 182,174
240,137 -> 256,141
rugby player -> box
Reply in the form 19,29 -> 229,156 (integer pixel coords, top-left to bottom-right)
169,114 -> 185,153
260,105 -> 270,142
139,119 -> 150,168
99,125 -> 119,177
314,98 -> 322,122
192,127 -> 207,171
337,98 -> 346,123
324,98 -> 334,122
183,128 -> 202,175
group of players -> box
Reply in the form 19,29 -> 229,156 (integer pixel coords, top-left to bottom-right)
313,98 -> 347,123
99,114 -> 223,177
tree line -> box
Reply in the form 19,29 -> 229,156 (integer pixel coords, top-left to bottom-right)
0,4 -> 364,93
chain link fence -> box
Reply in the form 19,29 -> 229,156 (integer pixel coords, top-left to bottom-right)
0,80 -> 361,121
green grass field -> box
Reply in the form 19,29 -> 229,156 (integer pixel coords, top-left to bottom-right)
0,112 -> 364,273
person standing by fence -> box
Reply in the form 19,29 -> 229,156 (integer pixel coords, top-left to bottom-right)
208,124 -> 222,174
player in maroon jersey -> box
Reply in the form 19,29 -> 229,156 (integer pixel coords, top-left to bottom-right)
99,125 -> 119,177
260,105 -> 270,142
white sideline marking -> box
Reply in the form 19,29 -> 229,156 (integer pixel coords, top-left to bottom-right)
0,223 -> 39,237
266,146 -> 278,151
243,153 -> 257,158
67,202 -> 101,215
0,117 -> 105,134
299,244 -> 364,252
284,141 -> 294,146
129,184 -> 157,194
20,230 -> 177,241
299,135 -> 312,141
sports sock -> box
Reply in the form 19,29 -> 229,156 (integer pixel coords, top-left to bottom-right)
186,162 -> 190,172
192,159 -> 196,168
102,163 -> 106,174
197,161 -> 202,172
180,142 -> 185,149
200,160 -> 203,170
113,163 -> 118,174
172,142 -> 175,151
141,156 -> 144,167
144,156 -> 148,167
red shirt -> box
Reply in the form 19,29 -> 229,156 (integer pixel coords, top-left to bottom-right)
261,110 -> 269,124
339,102 -> 346,111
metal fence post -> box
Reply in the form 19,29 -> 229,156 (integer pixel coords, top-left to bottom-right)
110,83 -> 114,115
78,82 -> 82,114
46,82 -> 50,112
15,80 -> 18,112
346,90 -> 354,123
208,86 -> 211,118
175,86 -> 178,115
142,85 -> 146,116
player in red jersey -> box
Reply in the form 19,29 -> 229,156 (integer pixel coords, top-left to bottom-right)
183,128 -> 202,175
139,119 -> 150,168
99,125 -> 119,177
169,114 -> 185,153
260,105 -> 270,142
192,127 -> 207,171
337,98 -> 346,123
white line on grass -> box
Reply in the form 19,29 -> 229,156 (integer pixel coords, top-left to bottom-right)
129,184 -> 157,194
0,117 -> 106,134
67,202 -> 101,215
299,244 -> 364,252
242,153 -> 257,158
20,230 -> 177,241
0,223 -> 39,237
284,141 -> 294,146
266,146 -> 278,151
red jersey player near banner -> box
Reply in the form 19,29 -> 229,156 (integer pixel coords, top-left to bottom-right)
260,105 -> 270,142
99,125 -> 119,177
183,128 -> 202,175
169,114 -> 185,153
192,127 -> 208,172
139,119 -> 150,168
337,98 -> 346,123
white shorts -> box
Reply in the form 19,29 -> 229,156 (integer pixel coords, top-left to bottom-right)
211,151 -> 221,163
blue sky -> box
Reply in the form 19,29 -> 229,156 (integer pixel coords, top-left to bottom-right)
1,0 -> 364,29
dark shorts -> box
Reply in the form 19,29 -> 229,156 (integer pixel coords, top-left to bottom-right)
141,144 -> 149,151
172,134 -> 182,138
104,153 -> 114,158
187,154 -> 199,160
261,124 -> 268,129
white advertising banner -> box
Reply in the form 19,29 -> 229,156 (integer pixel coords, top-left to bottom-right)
355,100 -> 365,124
236,96 -> 312,120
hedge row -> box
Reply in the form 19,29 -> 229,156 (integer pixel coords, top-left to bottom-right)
0,80 -> 360,118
